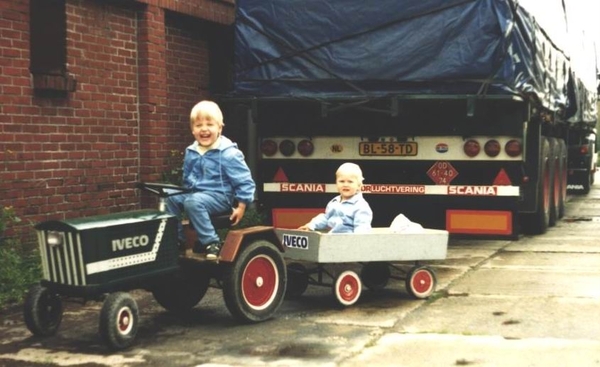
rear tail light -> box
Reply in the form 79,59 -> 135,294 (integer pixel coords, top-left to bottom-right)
279,139 -> 296,157
484,140 -> 501,157
260,140 -> 278,156
463,140 -> 480,157
505,140 -> 522,157
579,145 -> 589,154
297,139 -> 314,157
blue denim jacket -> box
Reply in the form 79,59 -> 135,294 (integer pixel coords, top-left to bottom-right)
182,136 -> 255,205
308,192 -> 372,233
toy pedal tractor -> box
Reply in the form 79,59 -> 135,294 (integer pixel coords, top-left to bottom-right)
23,182 -> 287,350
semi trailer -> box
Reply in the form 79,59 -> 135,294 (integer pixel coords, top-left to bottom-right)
223,0 -> 598,238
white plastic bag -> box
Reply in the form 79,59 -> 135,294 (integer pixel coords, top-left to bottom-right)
390,214 -> 424,233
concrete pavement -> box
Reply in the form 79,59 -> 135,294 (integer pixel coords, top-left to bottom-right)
0,184 -> 599,366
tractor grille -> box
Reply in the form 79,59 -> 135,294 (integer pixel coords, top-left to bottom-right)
38,230 -> 87,286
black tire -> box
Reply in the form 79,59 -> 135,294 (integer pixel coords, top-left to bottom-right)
523,138 -> 552,234
405,266 -> 436,299
222,240 -> 286,323
285,262 -> 309,298
360,262 -> 390,291
152,266 -> 210,313
557,139 -> 567,219
333,270 -> 362,306
548,137 -> 559,227
581,168 -> 592,194
23,285 -> 63,337
99,292 -> 139,350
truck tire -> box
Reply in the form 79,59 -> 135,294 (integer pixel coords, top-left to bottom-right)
222,240 -> 286,323
557,139 -> 567,218
522,138 -> 552,234
547,137 -> 559,226
581,168 -> 592,194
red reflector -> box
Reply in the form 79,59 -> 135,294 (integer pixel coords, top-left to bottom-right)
261,140 -> 278,156
273,167 -> 289,182
580,145 -> 589,154
297,139 -> 314,157
493,169 -> 512,185
463,140 -> 480,157
484,140 -> 501,157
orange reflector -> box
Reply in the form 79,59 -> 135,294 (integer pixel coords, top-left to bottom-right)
272,208 -> 323,229
493,168 -> 512,185
273,167 -> 289,182
446,210 -> 512,235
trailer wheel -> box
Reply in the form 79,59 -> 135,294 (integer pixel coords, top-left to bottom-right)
222,240 -> 286,323
23,285 -> 63,337
523,138 -> 552,234
152,267 -> 210,313
360,262 -> 390,291
548,137 -> 559,226
405,266 -> 436,299
99,292 -> 139,350
285,262 -> 309,298
333,270 -> 362,306
581,168 -> 592,194
557,139 -> 567,218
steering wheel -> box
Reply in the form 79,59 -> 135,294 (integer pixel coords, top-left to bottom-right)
136,182 -> 192,198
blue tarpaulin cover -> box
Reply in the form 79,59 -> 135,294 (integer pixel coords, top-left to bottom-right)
231,0 -> 597,125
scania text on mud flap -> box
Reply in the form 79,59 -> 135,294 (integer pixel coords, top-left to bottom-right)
23,182 -> 287,350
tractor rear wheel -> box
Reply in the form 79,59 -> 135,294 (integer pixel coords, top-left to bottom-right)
152,266 -> 210,313
222,240 -> 286,323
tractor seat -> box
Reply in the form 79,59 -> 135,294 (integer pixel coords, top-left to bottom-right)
210,211 -> 233,229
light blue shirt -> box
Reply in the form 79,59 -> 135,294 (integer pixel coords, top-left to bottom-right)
308,192 -> 372,233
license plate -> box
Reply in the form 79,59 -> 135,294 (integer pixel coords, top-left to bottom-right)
359,142 -> 418,156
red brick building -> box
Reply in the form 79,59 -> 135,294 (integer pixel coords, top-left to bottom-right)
0,0 -> 236,244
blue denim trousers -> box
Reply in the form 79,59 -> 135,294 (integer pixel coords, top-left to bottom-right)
166,190 -> 231,247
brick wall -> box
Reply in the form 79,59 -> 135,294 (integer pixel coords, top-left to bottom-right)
0,0 -> 235,244
165,14 -> 213,161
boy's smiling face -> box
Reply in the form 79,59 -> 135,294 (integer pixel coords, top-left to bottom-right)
336,173 -> 361,201
191,114 -> 222,147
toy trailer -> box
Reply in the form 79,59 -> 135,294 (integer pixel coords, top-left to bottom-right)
274,228 -> 448,306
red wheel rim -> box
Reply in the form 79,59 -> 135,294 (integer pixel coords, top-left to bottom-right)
411,269 -> 434,296
117,307 -> 133,334
242,255 -> 278,310
337,272 -> 360,304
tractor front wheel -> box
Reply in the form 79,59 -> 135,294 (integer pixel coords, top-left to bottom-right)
99,292 -> 139,350
23,285 -> 63,337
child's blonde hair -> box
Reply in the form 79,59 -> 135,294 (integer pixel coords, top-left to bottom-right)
190,100 -> 224,127
336,162 -> 364,182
